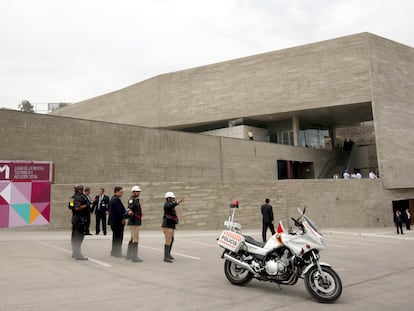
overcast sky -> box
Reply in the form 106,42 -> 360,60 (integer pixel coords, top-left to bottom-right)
1,0 -> 413,111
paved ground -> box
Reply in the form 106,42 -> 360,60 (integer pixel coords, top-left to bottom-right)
1,227 -> 414,310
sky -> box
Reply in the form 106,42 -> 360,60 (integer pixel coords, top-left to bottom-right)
1,0 -> 413,111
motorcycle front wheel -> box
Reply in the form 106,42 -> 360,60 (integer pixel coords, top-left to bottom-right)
224,259 -> 253,286
304,265 -> 342,303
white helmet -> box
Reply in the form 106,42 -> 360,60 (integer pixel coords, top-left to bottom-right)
165,191 -> 175,199
131,185 -> 141,192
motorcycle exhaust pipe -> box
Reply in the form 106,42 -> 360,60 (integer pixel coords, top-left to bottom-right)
223,253 -> 257,276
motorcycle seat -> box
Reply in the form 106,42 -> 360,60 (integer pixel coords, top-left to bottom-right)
243,235 -> 265,248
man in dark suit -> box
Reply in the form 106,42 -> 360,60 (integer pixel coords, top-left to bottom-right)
261,198 -> 275,242
93,188 -> 110,235
109,186 -> 126,257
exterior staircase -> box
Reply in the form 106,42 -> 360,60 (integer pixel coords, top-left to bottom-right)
321,151 -> 351,178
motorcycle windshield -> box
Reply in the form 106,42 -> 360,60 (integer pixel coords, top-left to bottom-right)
303,214 -> 321,235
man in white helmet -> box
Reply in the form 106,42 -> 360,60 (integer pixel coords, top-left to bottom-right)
126,185 -> 143,262
162,191 -> 184,263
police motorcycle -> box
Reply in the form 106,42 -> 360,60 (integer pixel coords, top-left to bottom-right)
217,200 -> 342,303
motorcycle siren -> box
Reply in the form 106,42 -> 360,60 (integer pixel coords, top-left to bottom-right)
131,185 -> 141,192
165,191 -> 175,199
230,199 -> 239,208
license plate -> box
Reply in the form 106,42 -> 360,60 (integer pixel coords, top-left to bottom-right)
217,230 -> 245,252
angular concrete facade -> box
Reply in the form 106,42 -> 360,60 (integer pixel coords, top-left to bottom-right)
53,32 -> 414,190
0,110 -> 333,184
54,33 -> 373,129
3,33 -> 414,230
368,35 -> 414,189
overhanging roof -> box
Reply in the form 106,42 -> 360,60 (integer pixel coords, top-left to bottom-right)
249,102 -> 373,127
167,102 -> 373,131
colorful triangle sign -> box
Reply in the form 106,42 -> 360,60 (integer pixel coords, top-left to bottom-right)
11,203 -> 31,224
30,204 -> 41,224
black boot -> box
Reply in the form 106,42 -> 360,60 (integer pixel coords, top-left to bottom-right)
75,254 -> 88,260
74,243 -> 88,260
126,241 -> 133,260
169,237 -> 175,260
132,242 -> 143,262
73,232 -> 88,260
164,245 -> 173,263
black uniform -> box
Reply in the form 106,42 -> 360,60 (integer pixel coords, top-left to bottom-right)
162,201 -> 179,229
403,210 -> 411,230
125,195 -> 143,262
127,195 -> 142,226
162,200 -> 180,262
109,195 -> 126,256
70,193 -> 89,258
394,212 -> 404,234
84,194 -> 93,235
261,203 -> 275,242
93,194 -> 110,235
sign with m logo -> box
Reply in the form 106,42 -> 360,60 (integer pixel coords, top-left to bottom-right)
0,160 -> 52,228
0,164 -> 10,179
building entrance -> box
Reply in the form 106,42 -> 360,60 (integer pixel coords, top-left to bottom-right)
392,199 -> 414,226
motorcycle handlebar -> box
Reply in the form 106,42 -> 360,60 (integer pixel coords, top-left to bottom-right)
291,217 -> 305,231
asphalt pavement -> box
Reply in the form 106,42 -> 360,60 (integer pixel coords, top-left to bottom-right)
0,227 -> 413,310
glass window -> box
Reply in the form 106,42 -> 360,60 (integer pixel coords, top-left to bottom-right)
280,131 -> 294,146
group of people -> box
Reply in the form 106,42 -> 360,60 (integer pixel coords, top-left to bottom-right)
343,139 -> 354,151
342,169 -> 362,179
68,185 -> 183,263
333,169 -> 378,179
393,209 -> 411,235
69,188 -> 410,262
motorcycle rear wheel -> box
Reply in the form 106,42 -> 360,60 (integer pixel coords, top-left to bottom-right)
304,265 -> 342,303
224,259 -> 253,286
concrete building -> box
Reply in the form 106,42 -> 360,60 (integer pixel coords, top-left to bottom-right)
2,32 -> 414,230
53,32 -> 414,189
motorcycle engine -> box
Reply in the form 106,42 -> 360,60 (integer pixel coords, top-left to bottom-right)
265,258 -> 287,275
265,249 -> 291,277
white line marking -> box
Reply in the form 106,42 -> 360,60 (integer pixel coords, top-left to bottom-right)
38,241 -> 112,267
175,239 -> 217,248
137,244 -> 201,260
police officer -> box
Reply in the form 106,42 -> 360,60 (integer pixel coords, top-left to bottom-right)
162,192 -> 184,263
68,185 -> 89,260
126,185 -> 143,262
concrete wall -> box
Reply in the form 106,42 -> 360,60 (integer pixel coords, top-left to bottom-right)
0,109 -> 333,184
52,33 -> 372,129
3,179 -> 414,232
49,33 -> 414,190
2,110 -> 413,231
369,36 -> 414,189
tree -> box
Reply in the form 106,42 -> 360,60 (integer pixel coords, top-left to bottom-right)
18,100 -> 34,112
